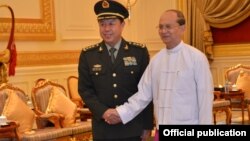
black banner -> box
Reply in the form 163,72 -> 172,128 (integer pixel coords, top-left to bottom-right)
159,125 -> 250,140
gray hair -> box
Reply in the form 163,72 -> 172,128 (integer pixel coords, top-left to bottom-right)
166,9 -> 186,25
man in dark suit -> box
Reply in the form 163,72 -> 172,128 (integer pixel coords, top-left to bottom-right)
78,1 -> 154,141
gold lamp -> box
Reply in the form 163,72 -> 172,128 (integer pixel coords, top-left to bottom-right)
117,0 -> 138,20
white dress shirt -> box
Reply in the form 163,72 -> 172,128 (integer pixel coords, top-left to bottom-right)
116,41 -> 214,128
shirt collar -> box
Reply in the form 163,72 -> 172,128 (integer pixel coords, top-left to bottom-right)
166,41 -> 183,54
106,39 -> 122,51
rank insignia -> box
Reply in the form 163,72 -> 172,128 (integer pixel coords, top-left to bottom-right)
124,45 -> 128,50
131,57 -> 137,65
98,47 -> 103,52
92,64 -> 102,72
123,56 -> 137,66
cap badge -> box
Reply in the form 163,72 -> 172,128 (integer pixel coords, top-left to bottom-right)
102,0 -> 109,8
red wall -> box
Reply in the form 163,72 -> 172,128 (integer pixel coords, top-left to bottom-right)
211,17 -> 250,44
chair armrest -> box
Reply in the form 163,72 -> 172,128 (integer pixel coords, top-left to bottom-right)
77,108 -> 91,113
214,91 -> 223,101
71,98 -> 84,107
76,108 -> 92,121
36,113 -> 64,129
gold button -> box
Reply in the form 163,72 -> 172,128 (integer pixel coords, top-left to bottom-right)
112,73 -> 116,77
114,94 -> 118,98
131,71 -> 134,74
113,84 -> 117,87
95,72 -> 99,75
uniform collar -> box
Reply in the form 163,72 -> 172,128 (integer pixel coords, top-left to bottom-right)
105,39 -> 122,51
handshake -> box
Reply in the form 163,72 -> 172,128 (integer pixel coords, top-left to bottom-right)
102,108 -> 122,124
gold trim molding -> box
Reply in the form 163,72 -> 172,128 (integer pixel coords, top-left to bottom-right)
17,50 -> 158,67
213,44 -> 250,57
0,0 -> 56,41
17,51 -> 81,67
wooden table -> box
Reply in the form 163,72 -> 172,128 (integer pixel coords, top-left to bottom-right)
221,90 -> 245,124
0,121 -> 19,141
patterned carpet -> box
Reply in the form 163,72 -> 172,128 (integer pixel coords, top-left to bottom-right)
216,109 -> 250,125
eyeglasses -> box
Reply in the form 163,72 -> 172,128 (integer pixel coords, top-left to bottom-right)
157,24 -> 180,31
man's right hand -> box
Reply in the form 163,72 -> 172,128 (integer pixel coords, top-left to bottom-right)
102,108 -> 122,124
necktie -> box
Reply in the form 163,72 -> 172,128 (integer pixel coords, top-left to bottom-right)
109,48 -> 116,63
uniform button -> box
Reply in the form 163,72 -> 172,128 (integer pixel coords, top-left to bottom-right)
112,73 -> 116,77
95,72 -> 99,75
114,94 -> 118,99
131,71 -> 134,74
113,84 -> 117,87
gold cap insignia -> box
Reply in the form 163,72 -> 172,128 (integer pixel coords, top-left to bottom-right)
102,0 -> 109,8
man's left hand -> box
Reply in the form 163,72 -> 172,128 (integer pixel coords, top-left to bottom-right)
141,130 -> 151,141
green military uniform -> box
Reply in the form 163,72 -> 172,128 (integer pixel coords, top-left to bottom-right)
78,39 -> 153,140
78,0 -> 153,140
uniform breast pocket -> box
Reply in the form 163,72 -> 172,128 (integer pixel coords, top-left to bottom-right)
123,66 -> 140,79
121,66 -> 140,89
90,67 -> 107,81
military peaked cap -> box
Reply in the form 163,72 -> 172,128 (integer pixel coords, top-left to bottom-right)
94,0 -> 129,20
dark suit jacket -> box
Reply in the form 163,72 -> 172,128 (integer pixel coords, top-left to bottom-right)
78,39 -> 153,140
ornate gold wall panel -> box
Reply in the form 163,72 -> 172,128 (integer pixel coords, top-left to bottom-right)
0,0 -> 55,40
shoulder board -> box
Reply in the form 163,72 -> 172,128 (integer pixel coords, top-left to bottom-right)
128,41 -> 146,48
82,43 -> 100,52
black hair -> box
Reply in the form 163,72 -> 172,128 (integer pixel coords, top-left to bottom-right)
117,17 -> 124,23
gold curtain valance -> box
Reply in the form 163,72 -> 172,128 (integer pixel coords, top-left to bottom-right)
179,0 -> 250,60
198,0 -> 250,28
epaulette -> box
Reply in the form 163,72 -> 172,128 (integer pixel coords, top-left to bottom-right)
128,41 -> 146,48
82,43 -> 100,52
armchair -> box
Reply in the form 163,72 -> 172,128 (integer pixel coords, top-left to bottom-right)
0,83 -> 28,115
67,76 -> 83,108
30,79 -> 92,141
225,64 -> 250,122
213,91 -> 231,124
67,76 -> 92,121
0,81 -> 92,141
0,83 -> 28,140
31,80 -> 66,129
225,64 -> 250,84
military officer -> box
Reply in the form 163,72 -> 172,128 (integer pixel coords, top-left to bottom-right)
78,0 -> 154,141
